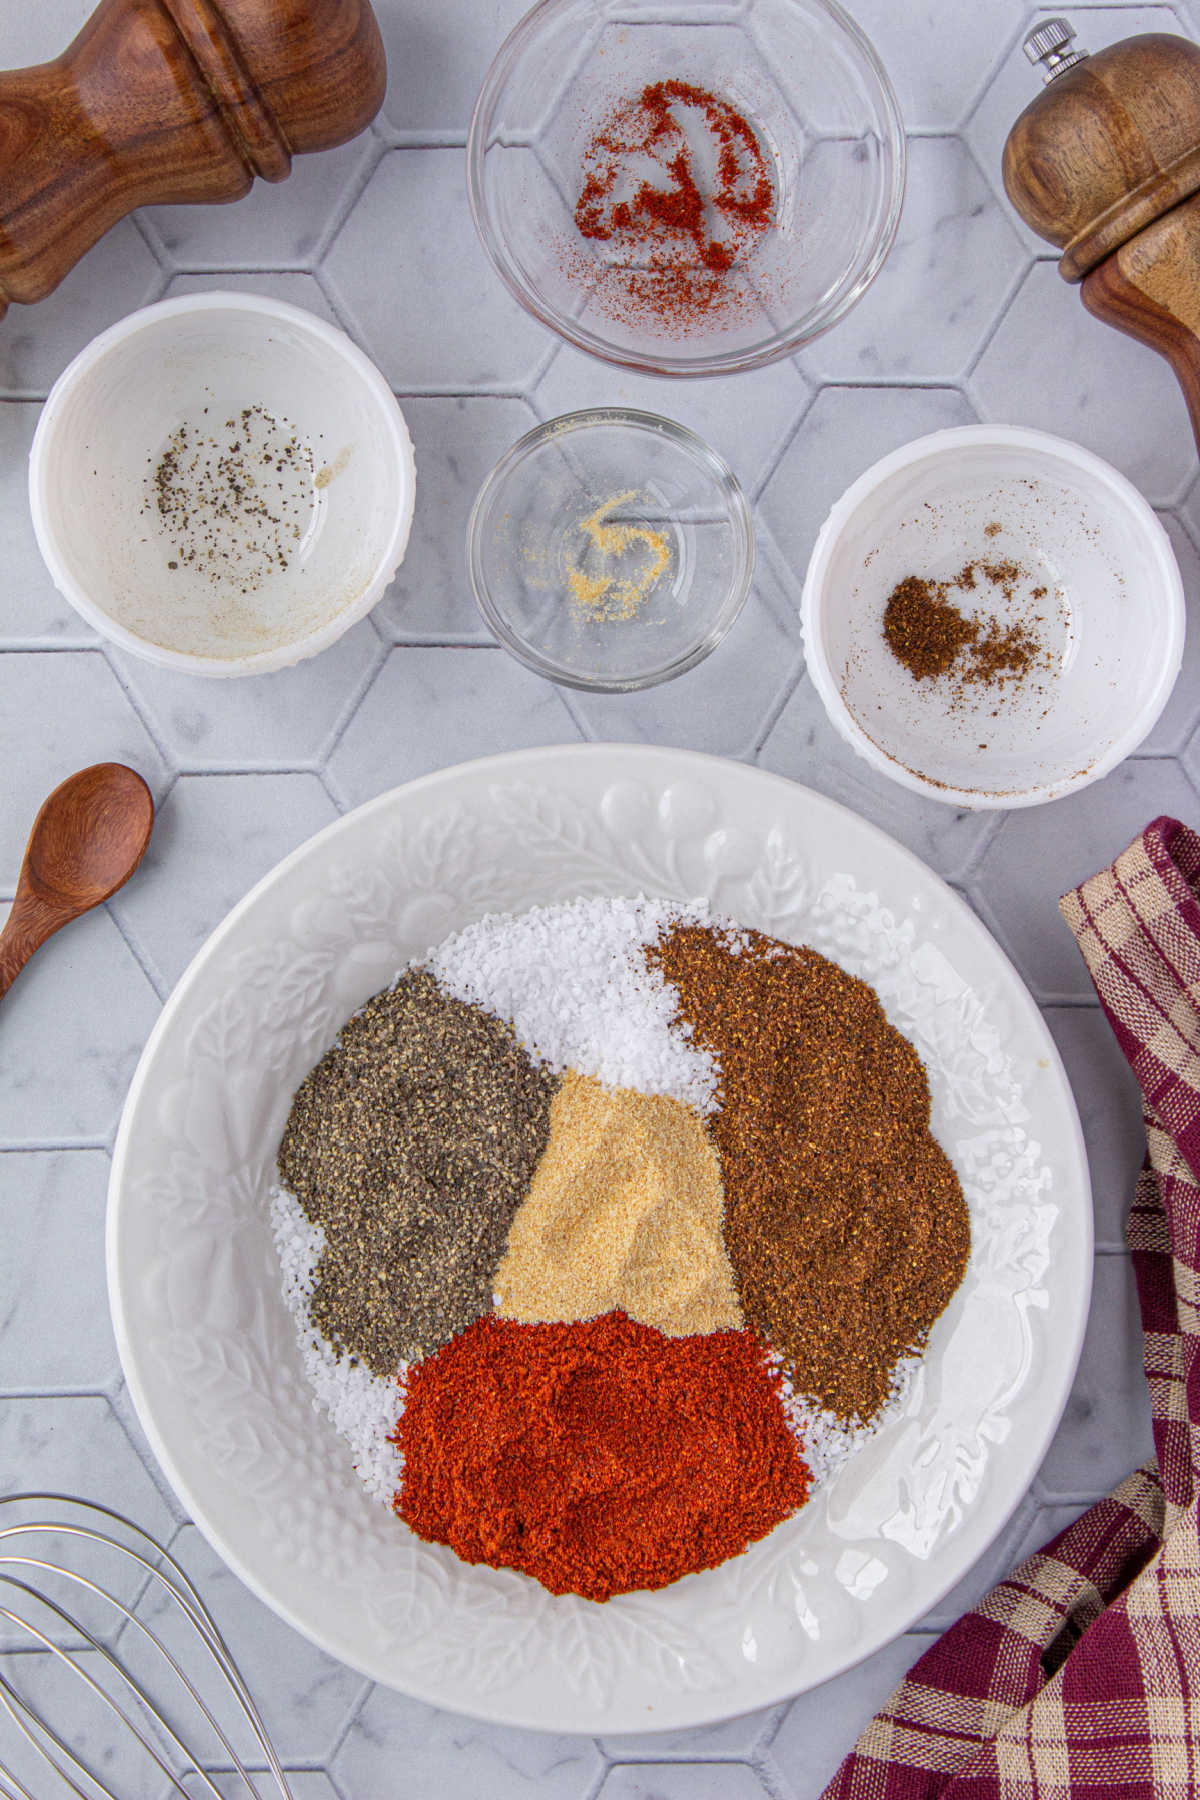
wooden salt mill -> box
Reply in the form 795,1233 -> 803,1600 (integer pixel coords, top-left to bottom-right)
0,0 -> 385,320
1004,19 -> 1200,453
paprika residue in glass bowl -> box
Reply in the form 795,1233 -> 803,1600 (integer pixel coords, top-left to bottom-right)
466,0 -> 905,377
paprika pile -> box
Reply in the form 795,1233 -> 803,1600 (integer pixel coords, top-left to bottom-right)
573,80 -> 775,331
395,1311 -> 810,1601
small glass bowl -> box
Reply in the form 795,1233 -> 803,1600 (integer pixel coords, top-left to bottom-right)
468,409 -> 754,690
466,0 -> 905,378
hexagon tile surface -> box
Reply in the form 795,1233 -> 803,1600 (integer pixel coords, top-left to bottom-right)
0,0 -> 1192,1792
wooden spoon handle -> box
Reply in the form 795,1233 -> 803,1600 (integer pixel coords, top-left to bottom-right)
1082,194 -> 1200,455
0,891 -> 74,1002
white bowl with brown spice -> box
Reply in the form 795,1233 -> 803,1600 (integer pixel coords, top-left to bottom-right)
801,425 -> 1185,808
29,292 -> 415,677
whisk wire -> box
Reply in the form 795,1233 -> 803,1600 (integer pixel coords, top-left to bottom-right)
0,1561 -> 264,1795
0,1495 -> 295,1799
0,1668 -> 119,1800
1,1584 -> 240,1800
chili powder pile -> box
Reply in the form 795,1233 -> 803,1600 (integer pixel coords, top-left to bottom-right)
650,924 -> 970,1422
395,1311 -> 809,1601
573,79 -> 774,331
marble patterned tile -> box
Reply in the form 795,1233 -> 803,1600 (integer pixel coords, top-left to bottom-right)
323,150 -> 551,389
533,346 -> 813,499
331,1686 -> 604,1799
108,772 -> 340,990
373,393 -> 539,642
0,906 -> 160,1144
108,622 -> 384,768
0,1401 -> 177,1652
802,138 -> 1029,386
0,650 -> 169,890
1042,1005 -> 1145,1252
757,385 -> 978,588
567,585 -> 800,761
0,220 -> 162,395
970,259 -> 1195,506
0,1150 -> 119,1390
126,1525 -> 364,1765
1037,1253 -> 1155,1499
968,758 -> 1200,1002
765,1634 -> 927,1800
140,136 -> 380,271
0,1647 -> 171,1798
172,1775 -> 342,1800
326,646 -> 582,808
0,0 -> 94,64
0,400 -> 98,643
603,1707 -> 782,1764
376,0 -> 533,135
849,0 -> 1028,132
598,1765 -> 770,1800
756,665 -> 1000,884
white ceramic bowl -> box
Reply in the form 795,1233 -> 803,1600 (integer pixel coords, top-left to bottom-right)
29,293 -> 416,677
108,744 -> 1091,1733
801,425 -> 1185,808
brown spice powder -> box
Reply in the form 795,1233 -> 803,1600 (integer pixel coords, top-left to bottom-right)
883,560 -> 1047,693
649,925 -> 970,1423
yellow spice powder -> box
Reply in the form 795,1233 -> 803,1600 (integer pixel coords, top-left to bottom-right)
494,1070 -> 743,1337
565,490 -> 672,623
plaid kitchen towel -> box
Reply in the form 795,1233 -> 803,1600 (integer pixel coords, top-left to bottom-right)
821,815 -> 1200,1800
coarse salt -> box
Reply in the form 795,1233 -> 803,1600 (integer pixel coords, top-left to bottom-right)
426,894 -> 719,1112
270,1185 -> 406,1507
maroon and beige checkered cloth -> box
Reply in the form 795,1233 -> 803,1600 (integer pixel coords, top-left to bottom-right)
821,815 -> 1200,1800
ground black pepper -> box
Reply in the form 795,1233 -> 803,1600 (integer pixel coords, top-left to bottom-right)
144,404 -> 314,594
277,969 -> 557,1373
650,924 -> 970,1423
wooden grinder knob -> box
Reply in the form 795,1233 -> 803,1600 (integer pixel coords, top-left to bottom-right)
1003,20 -> 1200,454
0,0 -> 386,321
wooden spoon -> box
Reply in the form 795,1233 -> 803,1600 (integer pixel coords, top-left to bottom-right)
0,763 -> 154,1003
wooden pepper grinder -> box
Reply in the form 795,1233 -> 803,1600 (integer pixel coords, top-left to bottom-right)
0,0 -> 386,320
1004,20 -> 1200,453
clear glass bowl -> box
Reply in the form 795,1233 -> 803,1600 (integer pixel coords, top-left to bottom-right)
468,409 -> 755,690
466,0 -> 905,377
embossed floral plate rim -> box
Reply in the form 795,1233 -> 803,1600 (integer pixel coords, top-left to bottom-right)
108,744 -> 1092,1735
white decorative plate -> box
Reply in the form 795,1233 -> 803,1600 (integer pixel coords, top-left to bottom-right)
108,745 -> 1091,1734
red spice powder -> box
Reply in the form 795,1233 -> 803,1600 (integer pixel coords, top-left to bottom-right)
394,1311 -> 810,1601
573,79 -> 774,331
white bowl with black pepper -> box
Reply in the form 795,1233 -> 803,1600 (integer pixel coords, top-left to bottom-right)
29,292 -> 416,677
801,425 -> 1185,808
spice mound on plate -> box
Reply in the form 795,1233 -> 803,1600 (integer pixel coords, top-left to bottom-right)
494,1071 -> 742,1337
651,922 -> 971,1423
573,79 -> 774,331
395,1311 -> 809,1602
277,968 -> 556,1370
272,894 -> 971,1601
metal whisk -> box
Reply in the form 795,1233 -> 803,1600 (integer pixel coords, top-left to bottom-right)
0,1493 -> 293,1800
